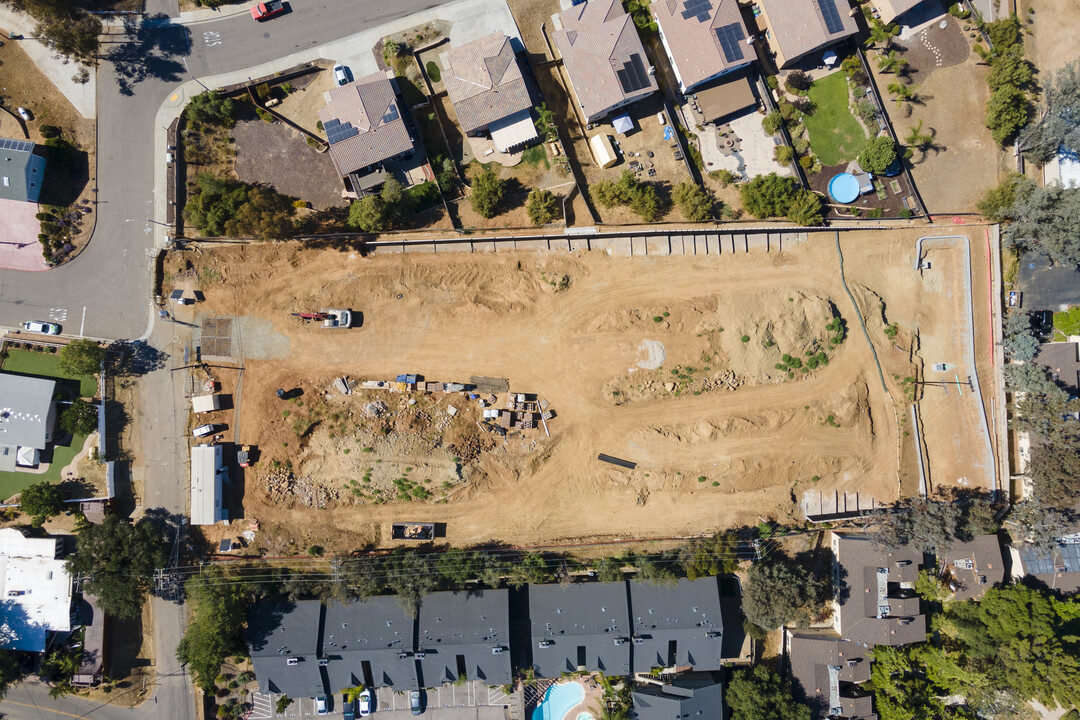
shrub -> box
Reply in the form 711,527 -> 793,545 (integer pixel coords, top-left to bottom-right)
740,173 -> 800,219
255,83 -> 271,100
858,135 -> 898,174
799,154 -> 814,170
868,207 -> 884,218
61,398 -> 97,435
382,39 -> 401,66
673,181 -> 713,221
784,69 -> 813,94
774,145 -> 795,164
629,184 -> 663,222
40,125 -> 61,139
762,111 -> 784,136
711,168 -> 738,187
254,107 -> 274,122
786,190 -> 824,226
470,165 -> 505,219
425,61 -> 441,83
898,208 -> 915,218
948,2 -> 971,18
526,189 -> 559,225
985,84 -> 1030,145
766,75 -> 779,90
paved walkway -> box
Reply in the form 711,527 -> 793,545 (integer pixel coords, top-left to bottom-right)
0,199 -> 45,272
0,5 -> 96,119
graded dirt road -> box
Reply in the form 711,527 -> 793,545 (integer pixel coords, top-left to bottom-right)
174,227 -> 997,551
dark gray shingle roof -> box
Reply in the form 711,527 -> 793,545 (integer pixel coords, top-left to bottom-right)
631,679 -> 723,720
247,601 -> 326,699
0,373 -> 57,450
787,632 -> 875,720
323,597 -> 418,691
941,535 -> 1004,601
0,138 -> 43,203
417,590 -> 511,686
530,582 -> 631,677
628,578 -> 723,672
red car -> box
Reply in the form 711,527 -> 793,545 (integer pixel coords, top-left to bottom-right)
250,0 -> 284,20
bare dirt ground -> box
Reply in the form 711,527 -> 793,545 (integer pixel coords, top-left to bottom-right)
1019,0 -> 1080,77
175,227 -> 997,552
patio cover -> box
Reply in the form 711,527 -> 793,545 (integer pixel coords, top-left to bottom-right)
696,72 -> 756,122
823,49 -> 839,66
490,110 -> 538,153
15,447 -> 38,467
612,114 -> 634,135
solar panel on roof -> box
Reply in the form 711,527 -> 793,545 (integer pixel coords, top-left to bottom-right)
617,53 -> 651,95
0,138 -> 32,153
381,103 -> 400,125
325,119 -> 359,145
681,0 -> 712,22
715,23 -> 746,63
817,0 -> 845,34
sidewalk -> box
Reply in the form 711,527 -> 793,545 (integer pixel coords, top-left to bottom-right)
0,5 -> 96,119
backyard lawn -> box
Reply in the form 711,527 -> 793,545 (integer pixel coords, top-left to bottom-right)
1053,306 -> 1080,341
803,71 -> 866,166
0,347 -> 98,499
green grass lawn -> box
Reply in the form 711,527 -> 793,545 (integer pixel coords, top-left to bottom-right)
803,72 -> 866,166
1,348 -> 97,397
0,431 -> 89,500
1053,306 -> 1080,341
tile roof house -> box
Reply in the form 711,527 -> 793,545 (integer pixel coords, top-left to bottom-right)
0,138 -> 46,203
786,632 -> 875,720
830,532 -> 926,648
0,373 -> 58,473
651,0 -> 754,93
247,600 -> 327,699
417,590 -> 512,686
628,578 -> 724,672
631,677 -> 724,720
323,596 -> 418,691
318,71 -> 415,193
1012,533 -> 1080,594
442,33 -> 538,153
757,0 -> 859,68
869,0 -> 928,23
552,0 -> 658,123
530,581 -> 631,677
0,528 -> 72,652
941,535 -> 1004,601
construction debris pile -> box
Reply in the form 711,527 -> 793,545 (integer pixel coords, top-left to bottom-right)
262,467 -> 336,508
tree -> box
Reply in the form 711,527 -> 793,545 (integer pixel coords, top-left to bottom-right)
534,103 -> 557,142
858,136 -> 899,174
877,50 -> 909,74
868,499 -> 963,554
977,172 -> 1034,222
184,174 -> 296,240
678,532 -> 737,579
986,44 -> 1033,92
726,665 -> 811,720
177,568 -> 254,692
526,189 -> 559,225
786,190 -> 823,226
1028,437 -> 1080,507
66,514 -> 169,619
774,144 -> 795,165
673,182 -> 713,221
185,91 -> 236,128
470,166 -> 505,219
19,481 -> 64,527
1009,501 -> 1078,552
784,70 -> 813,93
60,398 -> 97,435
1002,183 -> 1080,266
0,650 -> 23,701
593,170 -> 639,208
985,84 -> 1030,146
903,120 -> 936,160
888,81 -> 914,107
594,556 -> 625,583
864,19 -> 897,49
347,195 -> 389,232
762,111 -> 784,136
1020,59 -> 1080,161
628,184 -> 663,222
58,339 -> 104,377
1002,310 -> 1039,361
740,173 -> 800,219
7,0 -> 102,67
743,553 -> 823,632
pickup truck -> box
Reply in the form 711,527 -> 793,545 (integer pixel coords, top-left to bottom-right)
250,0 -> 284,20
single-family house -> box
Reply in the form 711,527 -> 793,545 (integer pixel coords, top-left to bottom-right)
0,527 -> 72,652
868,0 -> 932,23
941,535 -> 1004,601
416,589 -> 512,686
631,676 -> 724,720
757,0 -> 859,68
552,0 -> 658,124
786,632 -> 875,720
1011,534 -> 1080,594
0,138 -> 46,203
651,0 -> 753,94
190,444 -> 227,526
628,578 -> 724,672
442,33 -> 538,153
529,581 -> 631,677
831,532 -> 926,647
1033,341 -> 1080,393
247,600 -> 327,699
0,373 -> 58,472
318,71 -> 416,195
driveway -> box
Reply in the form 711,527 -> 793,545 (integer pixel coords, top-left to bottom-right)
0,199 -> 44,272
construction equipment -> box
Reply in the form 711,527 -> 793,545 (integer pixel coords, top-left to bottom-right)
391,522 -> 435,540
237,445 -> 253,468
292,309 -> 352,328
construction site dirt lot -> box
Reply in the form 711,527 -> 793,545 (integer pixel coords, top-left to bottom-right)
173,226 -> 1000,552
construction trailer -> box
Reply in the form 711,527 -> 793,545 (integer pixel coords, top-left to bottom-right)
191,394 -> 224,413
391,522 -> 435,540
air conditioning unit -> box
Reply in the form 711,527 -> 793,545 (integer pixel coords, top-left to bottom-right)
899,618 -> 913,626
538,640 -> 552,649
633,638 -> 644,646
286,658 -> 299,666
416,653 -> 426,660
492,647 -> 504,655
318,659 -> 329,667
613,638 -> 625,646
705,632 -> 721,639
398,653 -> 410,660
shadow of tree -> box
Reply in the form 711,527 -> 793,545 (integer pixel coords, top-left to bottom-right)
111,340 -> 168,376
104,15 -> 188,96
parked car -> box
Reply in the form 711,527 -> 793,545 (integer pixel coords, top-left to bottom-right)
342,694 -> 356,720
315,695 -> 328,715
192,424 -> 217,438
16,107 -> 31,121
333,64 -> 349,86
250,0 -> 285,20
410,690 -> 423,715
359,689 -> 372,717
22,320 -> 60,335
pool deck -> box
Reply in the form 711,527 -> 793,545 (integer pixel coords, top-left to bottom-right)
563,680 -> 603,720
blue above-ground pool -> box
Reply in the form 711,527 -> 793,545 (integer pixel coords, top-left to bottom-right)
828,172 -> 860,203
532,682 -> 586,720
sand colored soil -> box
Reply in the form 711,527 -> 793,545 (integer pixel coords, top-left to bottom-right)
176,227 -> 998,552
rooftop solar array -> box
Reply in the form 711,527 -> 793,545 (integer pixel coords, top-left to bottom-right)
715,22 -> 746,63
816,0 -> 845,34
681,0 -> 712,22
617,53 -> 651,94
381,104 -> 400,126
0,138 -> 33,153
1020,540 -> 1080,575
324,118 -> 359,145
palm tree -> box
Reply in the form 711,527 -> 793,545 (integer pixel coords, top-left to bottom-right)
877,50 -> 909,74
864,20 -> 894,49
888,81 -> 914,108
904,120 -> 938,160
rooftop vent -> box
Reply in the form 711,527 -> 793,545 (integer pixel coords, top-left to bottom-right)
286,658 -> 299,666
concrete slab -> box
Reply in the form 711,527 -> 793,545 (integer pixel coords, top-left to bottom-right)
569,238 -> 590,252
471,240 -> 497,252
734,233 -> 747,252
706,234 -> 720,254
746,233 -> 767,251
646,237 -> 670,256
631,236 -> 647,256
0,199 -> 44,272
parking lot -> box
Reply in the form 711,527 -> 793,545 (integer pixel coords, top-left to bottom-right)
250,681 -> 513,719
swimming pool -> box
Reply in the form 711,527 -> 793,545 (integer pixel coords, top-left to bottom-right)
828,172 -> 860,204
532,682 -> 585,720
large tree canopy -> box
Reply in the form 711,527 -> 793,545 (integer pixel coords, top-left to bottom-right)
1001,182 -> 1080,266
176,568 -> 253,692
727,665 -> 811,720
1021,59 -> 1080,161
742,552 -> 824,632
